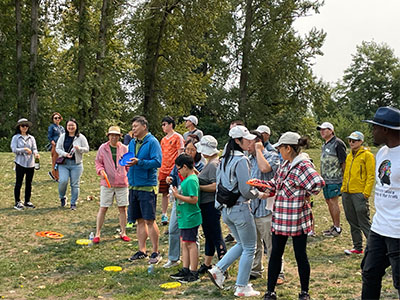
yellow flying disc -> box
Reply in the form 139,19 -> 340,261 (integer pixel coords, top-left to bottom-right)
76,239 -> 91,245
159,282 -> 181,289
103,266 -> 122,272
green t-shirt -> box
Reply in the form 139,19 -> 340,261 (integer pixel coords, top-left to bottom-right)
110,145 -> 117,167
176,174 -> 202,229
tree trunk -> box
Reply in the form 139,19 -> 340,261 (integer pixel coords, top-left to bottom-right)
90,0 -> 110,119
143,0 -> 181,128
29,0 -> 39,128
15,0 -> 23,118
77,0 -> 88,124
238,0 -> 253,121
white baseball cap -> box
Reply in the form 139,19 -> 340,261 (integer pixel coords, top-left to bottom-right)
183,115 -> 198,126
256,125 -> 271,135
195,135 -> 219,156
229,125 -> 256,140
316,122 -> 334,131
273,132 -> 301,148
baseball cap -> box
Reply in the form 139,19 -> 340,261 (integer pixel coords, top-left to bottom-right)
273,132 -> 301,148
347,131 -> 364,141
316,122 -> 334,131
183,115 -> 198,126
255,125 -> 271,135
195,135 -> 219,156
229,125 -> 256,140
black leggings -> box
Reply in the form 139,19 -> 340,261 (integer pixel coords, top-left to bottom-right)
268,232 -> 310,292
200,201 -> 226,259
14,163 -> 35,204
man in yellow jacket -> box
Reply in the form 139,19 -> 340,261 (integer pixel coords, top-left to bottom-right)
341,131 -> 375,255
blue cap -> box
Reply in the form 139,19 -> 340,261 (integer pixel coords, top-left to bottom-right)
347,131 -> 364,141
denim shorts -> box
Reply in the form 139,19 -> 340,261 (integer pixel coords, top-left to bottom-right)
129,190 -> 157,220
323,183 -> 342,199
180,226 -> 199,243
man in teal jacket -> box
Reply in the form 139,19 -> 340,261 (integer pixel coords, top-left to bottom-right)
127,116 -> 163,265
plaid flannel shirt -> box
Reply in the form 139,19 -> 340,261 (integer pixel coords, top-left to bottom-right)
267,159 -> 325,236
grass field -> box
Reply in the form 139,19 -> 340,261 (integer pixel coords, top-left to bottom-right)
0,149 -> 397,299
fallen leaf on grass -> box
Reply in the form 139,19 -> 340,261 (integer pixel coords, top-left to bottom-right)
23,250 -> 28,254
87,196 -> 94,201
38,286 -> 46,289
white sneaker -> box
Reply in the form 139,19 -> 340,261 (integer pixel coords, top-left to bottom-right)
234,284 -> 260,297
208,266 -> 225,289
162,259 -> 180,268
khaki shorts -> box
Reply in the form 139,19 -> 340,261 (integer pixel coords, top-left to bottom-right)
100,186 -> 129,207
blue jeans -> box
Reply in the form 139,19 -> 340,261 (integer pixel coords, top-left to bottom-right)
168,201 -> 180,261
216,202 -> 256,286
58,159 -> 83,205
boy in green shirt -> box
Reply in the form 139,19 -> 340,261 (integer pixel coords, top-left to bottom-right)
170,154 -> 202,283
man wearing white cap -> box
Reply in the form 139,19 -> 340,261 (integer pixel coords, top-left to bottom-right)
256,125 -> 276,152
183,115 -> 203,141
317,122 -> 347,237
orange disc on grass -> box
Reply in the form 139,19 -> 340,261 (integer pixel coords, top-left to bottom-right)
45,232 -> 64,239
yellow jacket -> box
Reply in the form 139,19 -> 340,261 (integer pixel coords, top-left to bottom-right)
341,146 -> 375,198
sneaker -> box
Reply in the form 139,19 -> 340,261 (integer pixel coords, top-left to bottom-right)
263,291 -> 277,300
126,222 -> 135,229
277,273 -> 285,285
224,233 -> 235,243
324,226 -> 341,237
322,225 -> 335,235
60,197 -> 67,207
149,252 -> 162,264
48,171 -> 57,182
344,248 -> 363,255
179,271 -> 200,283
307,230 -> 316,237
163,260 -> 180,268
198,263 -> 212,274
170,268 -> 189,280
93,237 -> 100,244
120,235 -> 131,242
161,215 -> 169,226
207,266 -> 225,289
298,291 -> 310,300
128,251 -> 148,261
24,201 -> 35,208
70,204 -> 77,210
14,202 -> 24,211
234,284 -> 260,297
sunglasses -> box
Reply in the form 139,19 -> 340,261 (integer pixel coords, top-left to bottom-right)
54,117 -> 61,120
20,125 -> 29,128
348,140 -> 360,143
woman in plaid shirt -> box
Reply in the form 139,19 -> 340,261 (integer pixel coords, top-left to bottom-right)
263,132 -> 325,300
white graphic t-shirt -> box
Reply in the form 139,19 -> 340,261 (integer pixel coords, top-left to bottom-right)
371,145 -> 400,238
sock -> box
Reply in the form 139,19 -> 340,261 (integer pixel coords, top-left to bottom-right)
334,226 -> 341,232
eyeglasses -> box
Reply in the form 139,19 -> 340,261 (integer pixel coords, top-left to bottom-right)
177,166 -> 183,171
161,123 -> 169,127
20,125 -> 29,128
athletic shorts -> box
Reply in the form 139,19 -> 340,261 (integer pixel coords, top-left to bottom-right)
100,186 -> 129,207
129,189 -> 157,220
323,183 -> 342,200
180,226 -> 199,243
158,179 -> 169,194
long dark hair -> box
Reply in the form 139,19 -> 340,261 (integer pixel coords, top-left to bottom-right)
66,118 -> 80,137
285,137 -> 309,155
222,138 -> 243,170
15,126 -> 30,135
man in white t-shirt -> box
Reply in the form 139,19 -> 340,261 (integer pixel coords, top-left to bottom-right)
361,106 -> 400,300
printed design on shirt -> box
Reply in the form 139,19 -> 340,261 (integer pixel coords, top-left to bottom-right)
320,153 -> 341,180
378,159 -> 391,186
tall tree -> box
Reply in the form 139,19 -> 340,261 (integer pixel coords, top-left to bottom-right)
29,0 -> 39,127
15,0 -> 23,118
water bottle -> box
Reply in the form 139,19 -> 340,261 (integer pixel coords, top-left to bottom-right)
34,157 -> 40,170
147,264 -> 155,274
89,232 -> 94,246
169,186 -> 175,203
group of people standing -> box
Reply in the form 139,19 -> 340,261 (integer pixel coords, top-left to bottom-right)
10,106 -> 400,300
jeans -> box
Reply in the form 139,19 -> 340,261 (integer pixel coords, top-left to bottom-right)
14,163 -> 34,204
58,159 -> 83,205
268,233 -> 309,293
200,201 -> 226,259
216,202 -> 256,287
168,201 -> 180,261
342,192 -> 371,251
361,230 -> 400,300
